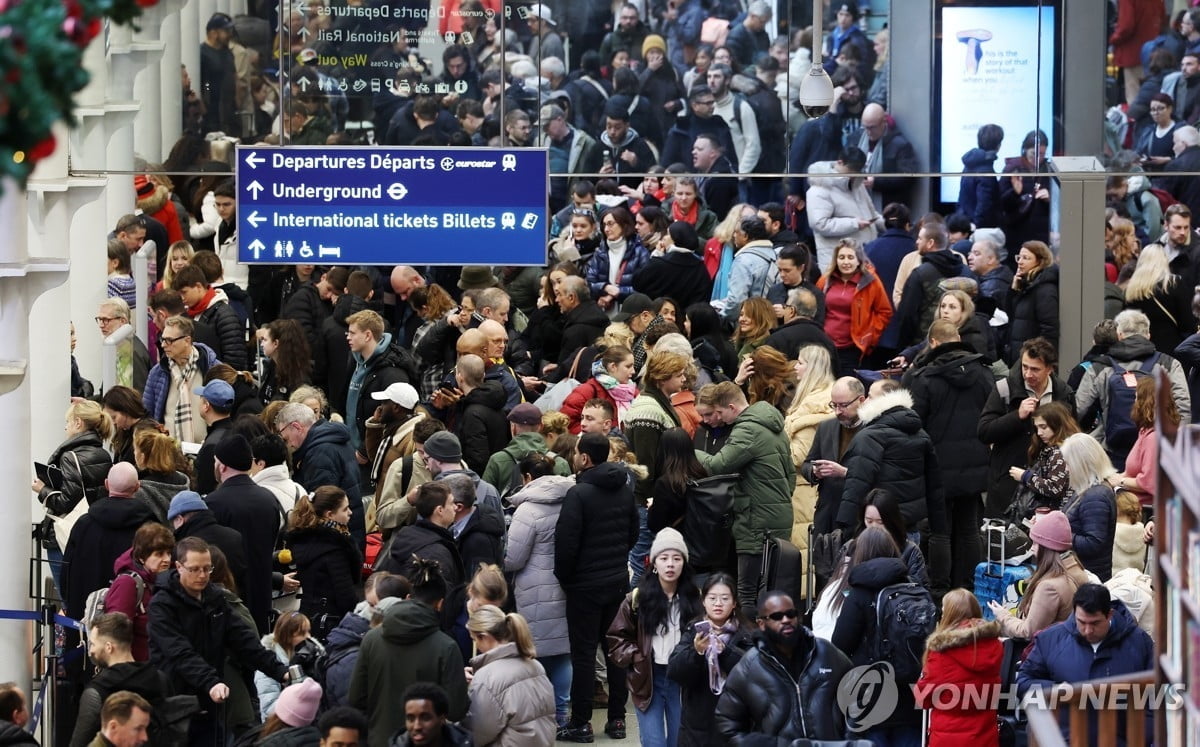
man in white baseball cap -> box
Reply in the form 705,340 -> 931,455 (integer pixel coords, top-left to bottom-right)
365,382 -> 426,509
526,3 -> 565,64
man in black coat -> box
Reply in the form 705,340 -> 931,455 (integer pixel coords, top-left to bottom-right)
280,267 -> 343,387
555,276 -> 609,377
204,435 -> 282,633
0,684 -> 38,745
904,322 -> 996,589
168,491 -> 249,599
554,433 -> 640,741
800,377 -> 866,535
278,401 -> 366,548
450,355 -> 510,475
442,474 -> 504,579
62,462 -> 159,622
149,537 -> 288,744
659,87 -> 739,171
763,287 -> 837,363
1155,126 -> 1200,222
896,221 -> 971,347
172,264 -> 247,371
977,337 -> 1075,519
377,482 -> 465,589
715,591 -> 851,742
632,223 -> 714,312
192,380 -> 235,495
723,2 -> 772,68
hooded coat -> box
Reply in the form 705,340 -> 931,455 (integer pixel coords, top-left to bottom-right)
455,380 -> 511,475
62,496 -> 158,621
554,463 -> 640,594
344,332 -> 420,451
714,627 -> 853,742
464,642 -> 557,747
805,160 -> 884,267
958,148 -> 1003,228
905,341 -> 995,495
999,157 -> 1052,257
835,389 -> 948,534
1005,264 -> 1060,361
68,660 -> 173,747
914,618 -> 1004,746
696,401 -> 795,555
321,610 -> 371,709
293,419 -> 366,543
456,499 -> 506,579
379,515 -> 465,586
133,470 -> 189,525
897,248 -> 973,346
104,548 -> 160,662
350,599 -> 468,747
504,475 -> 575,658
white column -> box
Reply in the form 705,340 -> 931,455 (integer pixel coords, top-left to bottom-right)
160,0 -> 184,161
180,0 -> 200,106
132,4 -> 168,164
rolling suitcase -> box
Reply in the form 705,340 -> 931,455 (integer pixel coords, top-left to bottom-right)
760,532 -> 803,604
975,519 -> 1033,620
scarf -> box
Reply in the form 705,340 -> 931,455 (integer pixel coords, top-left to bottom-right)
592,360 -> 639,422
671,198 -> 699,226
169,348 -> 199,442
705,619 -> 739,694
321,519 -> 351,537
186,286 -> 217,317
116,338 -> 133,388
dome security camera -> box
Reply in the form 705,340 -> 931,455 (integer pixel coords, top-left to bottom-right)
798,64 -> 834,118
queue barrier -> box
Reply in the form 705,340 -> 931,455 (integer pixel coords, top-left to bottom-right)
0,605 -> 88,740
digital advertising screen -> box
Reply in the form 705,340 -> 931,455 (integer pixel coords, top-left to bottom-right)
935,2 -> 1059,204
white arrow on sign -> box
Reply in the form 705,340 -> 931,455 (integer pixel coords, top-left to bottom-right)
298,26 -> 310,39
295,2 -> 308,13
246,180 -> 264,199
247,210 -> 266,228
297,77 -> 310,92
387,183 -> 408,201
247,239 -> 266,260
244,152 -> 265,169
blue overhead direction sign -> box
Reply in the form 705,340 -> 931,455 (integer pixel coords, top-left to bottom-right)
236,145 -> 550,265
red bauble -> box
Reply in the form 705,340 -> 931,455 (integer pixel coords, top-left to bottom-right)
28,133 -> 56,162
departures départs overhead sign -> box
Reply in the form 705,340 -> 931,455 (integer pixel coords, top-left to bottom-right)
235,145 -> 549,266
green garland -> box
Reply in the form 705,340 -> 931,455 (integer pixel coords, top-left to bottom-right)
0,0 -> 158,192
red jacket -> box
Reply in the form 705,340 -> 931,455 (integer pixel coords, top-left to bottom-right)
560,377 -> 617,434
914,618 -> 1004,747
1109,0 -> 1166,68
816,269 -> 893,355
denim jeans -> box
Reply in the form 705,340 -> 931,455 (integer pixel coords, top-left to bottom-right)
538,653 -> 573,727
635,663 -> 681,747
628,506 -> 653,587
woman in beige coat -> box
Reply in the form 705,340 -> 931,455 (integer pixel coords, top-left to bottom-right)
465,606 -> 557,746
987,510 -> 1091,640
783,345 -> 836,551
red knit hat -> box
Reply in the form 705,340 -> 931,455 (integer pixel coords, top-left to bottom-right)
134,175 -> 155,198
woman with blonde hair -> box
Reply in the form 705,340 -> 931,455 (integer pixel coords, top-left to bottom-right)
817,239 -> 893,374
915,589 -> 1002,746
465,606 -> 556,746
156,240 -> 195,293
1123,242 -> 1197,354
732,297 -> 776,358
784,345 -> 836,549
704,202 -> 756,298
1059,433 -> 1119,581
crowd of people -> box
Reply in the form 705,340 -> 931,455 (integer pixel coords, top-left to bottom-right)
20,1 -> 1199,746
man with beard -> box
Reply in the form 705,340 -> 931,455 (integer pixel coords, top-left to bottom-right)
365,382 -> 425,508
715,592 -> 851,742
800,376 -> 865,534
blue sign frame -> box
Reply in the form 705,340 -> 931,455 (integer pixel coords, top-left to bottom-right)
235,145 -> 550,265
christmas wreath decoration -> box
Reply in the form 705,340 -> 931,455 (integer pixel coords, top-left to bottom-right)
0,0 -> 158,192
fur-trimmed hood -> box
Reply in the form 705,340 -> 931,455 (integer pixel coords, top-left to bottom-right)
856,388 -> 914,425
924,618 -> 1001,654
135,182 -> 170,214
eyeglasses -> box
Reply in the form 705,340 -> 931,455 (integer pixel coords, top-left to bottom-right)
94,316 -> 121,324
277,422 -> 296,437
704,594 -> 734,603
830,398 -> 861,411
763,608 -> 799,621
161,334 -> 190,346
181,565 -> 214,575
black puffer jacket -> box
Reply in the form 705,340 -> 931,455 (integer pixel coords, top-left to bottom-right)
148,571 -> 286,708
196,299 -> 248,371
134,470 -> 189,524
455,381 -> 510,475
977,367 -> 1075,518
0,721 -> 36,746
378,518 -> 465,588
554,463 -> 639,595
836,389 -> 947,534
1064,485 -> 1118,582
897,248 -> 972,346
714,628 -> 852,742
39,431 -> 112,516
456,499 -> 505,578
281,281 -> 331,376
830,556 -> 920,727
322,611 -> 370,708
62,497 -> 159,620
288,524 -> 363,622
348,337 -> 419,441
905,342 -> 995,495
1005,263 -> 1060,362
667,622 -> 755,747
558,301 -> 611,374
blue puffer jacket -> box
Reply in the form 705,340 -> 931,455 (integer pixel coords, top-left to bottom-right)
142,342 -> 220,423
1063,484 -> 1118,582
1017,599 -> 1153,743
321,611 -> 371,708
584,236 -> 650,303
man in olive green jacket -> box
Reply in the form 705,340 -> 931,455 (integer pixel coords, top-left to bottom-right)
695,382 -> 795,617
481,404 -> 572,496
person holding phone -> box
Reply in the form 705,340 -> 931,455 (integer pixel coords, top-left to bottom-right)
1133,92 -> 1181,171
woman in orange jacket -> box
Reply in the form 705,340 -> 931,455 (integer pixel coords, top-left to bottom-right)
816,239 -> 893,375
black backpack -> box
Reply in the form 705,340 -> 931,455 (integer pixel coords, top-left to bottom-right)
870,582 -> 937,683
681,474 -> 737,568
1101,353 -> 1160,457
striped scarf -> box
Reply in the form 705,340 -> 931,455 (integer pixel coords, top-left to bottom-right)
169,349 -> 199,442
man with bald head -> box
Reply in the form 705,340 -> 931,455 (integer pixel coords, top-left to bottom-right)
858,103 -> 919,210
478,319 -> 523,411
799,376 -> 866,536
389,265 -> 425,346
63,462 -> 159,620
451,354 -> 511,474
